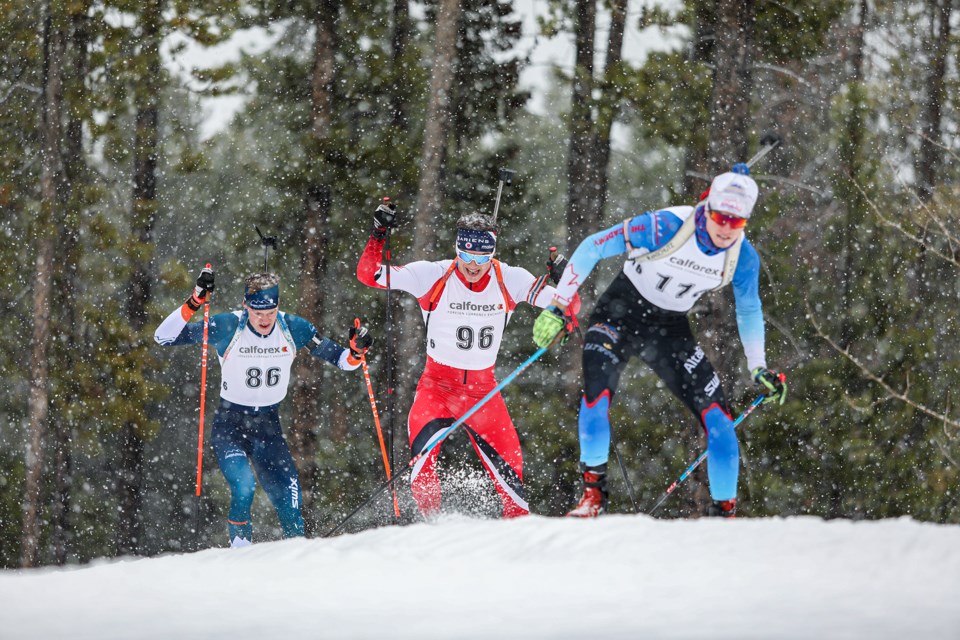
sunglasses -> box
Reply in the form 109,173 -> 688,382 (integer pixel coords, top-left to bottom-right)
708,209 -> 748,229
457,250 -> 494,265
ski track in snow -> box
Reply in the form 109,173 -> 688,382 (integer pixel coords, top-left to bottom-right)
1,515 -> 958,639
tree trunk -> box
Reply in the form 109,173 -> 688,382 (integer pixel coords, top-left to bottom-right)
698,0 -> 756,380
22,2 -> 66,568
682,0 -> 716,199
391,0 -> 410,130
50,2 -> 90,565
290,0 -> 338,534
693,0 -> 757,514
838,0 -> 868,348
565,0 -> 598,252
412,0 -> 461,245
393,0 -> 462,481
916,0 -> 951,202
559,0 -> 628,400
115,0 -> 161,556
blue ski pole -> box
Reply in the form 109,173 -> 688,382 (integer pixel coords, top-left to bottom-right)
324,346 -> 550,537
647,395 -> 766,515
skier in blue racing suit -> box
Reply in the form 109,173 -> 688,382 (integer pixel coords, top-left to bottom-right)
155,269 -> 372,546
533,167 -> 787,517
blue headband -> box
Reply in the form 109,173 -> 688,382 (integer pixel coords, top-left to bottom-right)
245,284 -> 279,310
456,228 -> 497,254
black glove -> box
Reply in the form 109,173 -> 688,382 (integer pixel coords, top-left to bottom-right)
195,265 -> 215,296
186,265 -> 214,312
372,198 -> 397,240
349,321 -> 373,358
546,248 -> 568,286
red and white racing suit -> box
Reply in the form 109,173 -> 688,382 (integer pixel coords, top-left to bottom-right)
358,236 -> 563,517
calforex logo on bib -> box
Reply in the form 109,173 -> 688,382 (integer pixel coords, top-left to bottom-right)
669,257 -> 721,276
449,301 -> 503,312
239,345 -> 287,355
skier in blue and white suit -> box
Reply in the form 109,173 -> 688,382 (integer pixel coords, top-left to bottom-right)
155,269 -> 372,547
533,167 -> 787,517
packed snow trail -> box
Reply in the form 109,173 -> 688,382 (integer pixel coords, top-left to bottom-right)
1,515 -> 958,639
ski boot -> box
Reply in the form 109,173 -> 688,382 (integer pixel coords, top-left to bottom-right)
706,498 -> 737,518
566,464 -> 608,518
230,536 -> 252,548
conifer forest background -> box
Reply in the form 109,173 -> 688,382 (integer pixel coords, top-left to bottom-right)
2,0 -> 960,568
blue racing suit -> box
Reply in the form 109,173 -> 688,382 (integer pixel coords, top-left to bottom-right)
156,307 -> 357,543
554,206 -> 766,501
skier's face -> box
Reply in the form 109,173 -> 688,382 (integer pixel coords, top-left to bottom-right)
245,304 -> 279,335
705,209 -> 746,249
456,249 -> 494,283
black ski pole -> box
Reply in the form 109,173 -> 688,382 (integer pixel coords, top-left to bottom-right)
492,168 -> 515,221
255,225 -> 278,271
610,427 -> 639,514
383,212 -> 396,513
744,132 -> 783,169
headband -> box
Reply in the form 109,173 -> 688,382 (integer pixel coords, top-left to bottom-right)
245,284 -> 279,310
456,228 -> 497,254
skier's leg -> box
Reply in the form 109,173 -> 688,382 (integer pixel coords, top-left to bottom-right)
638,323 -> 738,504
579,322 -> 631,468
249,408 -> 305,538
462,392 -> 527,518
568,321 -> 632,516
211,409 -> 256,543
408,380 -> 451,517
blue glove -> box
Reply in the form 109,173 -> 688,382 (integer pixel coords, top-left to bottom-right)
731,162 -> 750,175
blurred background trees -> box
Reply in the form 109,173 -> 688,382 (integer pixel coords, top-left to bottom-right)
2,0 -> 959,567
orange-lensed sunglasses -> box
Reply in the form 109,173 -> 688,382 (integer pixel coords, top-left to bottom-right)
708,209 -> 748,229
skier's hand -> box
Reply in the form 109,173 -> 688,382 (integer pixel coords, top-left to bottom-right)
533,305 -> 566,348
186,264 -> 214,312
547,248 -> 568,286
349,319 -> 373,358
195,265 -> 215,297
752,367 -> 787,405
731,162 -> 750,175
372,197 -> 397,239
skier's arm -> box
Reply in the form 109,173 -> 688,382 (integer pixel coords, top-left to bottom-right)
154,308 -> 236,348
357,235 -> 444,297
154,266 -> 236,348
154,266 -> 217,344
731,239 -> 767,372
286,314 -> 365,371
551,212 -> 664,307
505,264 -> 581,315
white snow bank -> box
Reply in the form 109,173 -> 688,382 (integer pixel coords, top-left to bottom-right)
1,515 -> 958,639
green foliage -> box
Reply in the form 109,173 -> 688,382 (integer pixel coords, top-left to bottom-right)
4,0 -> 960,568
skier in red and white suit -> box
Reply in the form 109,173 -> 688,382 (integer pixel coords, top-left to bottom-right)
357,202 -> 577,518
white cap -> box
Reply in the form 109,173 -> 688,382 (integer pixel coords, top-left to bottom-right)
707,172 -> 759,218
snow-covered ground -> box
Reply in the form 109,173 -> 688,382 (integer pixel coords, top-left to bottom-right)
1,515 -> 958,639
